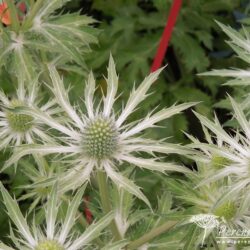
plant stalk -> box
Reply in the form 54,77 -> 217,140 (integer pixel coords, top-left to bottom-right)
61,195 -> 104,247
5,0 -> 20,32
97,170 -> 122,241
22,0 -> 44,30
28,0 -> 35,8
127,220 -> 178,250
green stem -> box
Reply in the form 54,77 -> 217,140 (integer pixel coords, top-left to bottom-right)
61,195 -> 104,247
211,233 -> 220,250
127,220 -> 178,250
97,170 -> 122,241
61,195 -> 88,227
22,0 -> 44,30
28,0 -> 35,8
5,0 -> 20,32
40,51 -> 51,83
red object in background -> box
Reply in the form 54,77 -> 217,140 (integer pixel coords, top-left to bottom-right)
84,196 -> 93,224
0,1 -> 26,25
150,0 -> 182,72
18,2 -> 26,13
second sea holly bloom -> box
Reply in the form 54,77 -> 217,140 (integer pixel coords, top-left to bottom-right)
186,97 -> 250,204
0,77 -> 59,151
5,56 -> 195,206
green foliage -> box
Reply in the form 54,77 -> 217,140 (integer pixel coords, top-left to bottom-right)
0,1 -> 250,250
81,0 -> 243,143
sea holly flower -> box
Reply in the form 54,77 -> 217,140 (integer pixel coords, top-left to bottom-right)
184,118 -> 233,175
167,173 -> 243,223
0,78 -> 59,152
186,96 -> 250,202
0,183 -> 114,250
165,168 -> 248,247
5,56 -> 195,206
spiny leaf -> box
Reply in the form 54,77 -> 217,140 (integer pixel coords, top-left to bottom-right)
103,162 -> 151,209
68,211 -> 114,250
0,183 -> 36,247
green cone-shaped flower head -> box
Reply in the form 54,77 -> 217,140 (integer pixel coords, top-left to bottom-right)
35,240 -> 64,250
6,99 -> 34,133
82,117 -> 118,159
210,155 -> 232,169
214,201 -> 237,220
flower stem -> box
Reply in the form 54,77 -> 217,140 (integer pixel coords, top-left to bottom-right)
5,0 -> 20,32
28,0 -> 35,8
127,220 -> 178,250
97,170 -> 122,241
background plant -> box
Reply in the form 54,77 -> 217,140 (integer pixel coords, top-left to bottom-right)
1,0 -> 250,249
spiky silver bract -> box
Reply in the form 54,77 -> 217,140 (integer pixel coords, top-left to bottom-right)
199,21 -> 250,86
0,183 -> 113,250
5,56 -> 195,206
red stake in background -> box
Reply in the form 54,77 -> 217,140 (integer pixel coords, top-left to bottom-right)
150,0 -> 182,72
84,196 -> 93,224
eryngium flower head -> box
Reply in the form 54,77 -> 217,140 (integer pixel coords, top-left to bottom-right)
0,183 -> 113,250
5,56 -> 195,206
166,170 -> 242,224
82,116 -> 118,159
187,96 -> 250,203
168,169 -> 246,246
0,79 -> 58,152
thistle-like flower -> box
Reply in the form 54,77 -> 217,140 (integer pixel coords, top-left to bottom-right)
187,96 -> 250,202
0,183 -> 113,250
5,56 -> 195,206
166,166 -> 249,247
167,173 -> 243,223
0,78 -> 59,151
